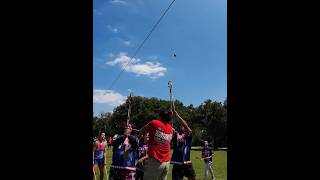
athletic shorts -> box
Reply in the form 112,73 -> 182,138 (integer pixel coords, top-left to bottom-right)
143,157 -> 170,180
172,164 -> 196,180
109,167 -> 135,180
135,169 -> 144,180
94,158 -> 105,166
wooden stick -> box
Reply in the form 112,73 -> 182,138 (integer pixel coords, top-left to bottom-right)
126,93 -> 132,126
168,81 -> 173,112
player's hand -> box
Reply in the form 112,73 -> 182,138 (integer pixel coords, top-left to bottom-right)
172,110 -> 178,116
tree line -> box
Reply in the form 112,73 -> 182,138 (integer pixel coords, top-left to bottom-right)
93,96 -> 227,149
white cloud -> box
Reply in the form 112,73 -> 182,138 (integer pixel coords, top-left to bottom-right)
107,25 -> 118,33
106,52 -> 140,66
110,0 -> 127,5
106,53 -> 167,79
93,89 -> 126,106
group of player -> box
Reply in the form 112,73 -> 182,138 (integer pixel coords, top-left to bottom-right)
93,109 -> 216,180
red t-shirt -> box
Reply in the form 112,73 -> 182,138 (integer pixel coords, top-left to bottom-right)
145,119 -> 173,163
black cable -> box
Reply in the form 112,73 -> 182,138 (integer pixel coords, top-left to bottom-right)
107,0 -> 177,90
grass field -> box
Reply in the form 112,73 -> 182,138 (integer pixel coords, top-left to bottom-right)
94,148 -> 227,180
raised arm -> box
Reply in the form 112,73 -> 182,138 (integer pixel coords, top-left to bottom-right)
173,110 -> 192,132
138,154 -> 149,163
112,135 -> 125,147
139,121 -> 152,138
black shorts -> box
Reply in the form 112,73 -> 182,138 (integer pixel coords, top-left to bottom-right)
172,164 -> 196,180
109,168 -> 135,180
135,169 -> 144,180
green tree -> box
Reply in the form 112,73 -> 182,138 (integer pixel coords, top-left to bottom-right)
93,96 -> 227,149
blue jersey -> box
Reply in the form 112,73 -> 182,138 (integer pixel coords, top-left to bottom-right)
202,146 -> 213,163
111,134 -> 138,171
136,141 -> 148,171
171,131 -> 192,165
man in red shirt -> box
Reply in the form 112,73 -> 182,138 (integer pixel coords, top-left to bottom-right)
139,109 -> 190,180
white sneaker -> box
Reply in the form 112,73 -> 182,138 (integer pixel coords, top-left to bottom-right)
212,177 -> 216,180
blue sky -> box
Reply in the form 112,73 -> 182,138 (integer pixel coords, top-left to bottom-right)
93,0 -> 226,116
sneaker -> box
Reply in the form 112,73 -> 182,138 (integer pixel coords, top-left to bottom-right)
212,177 -> 216,180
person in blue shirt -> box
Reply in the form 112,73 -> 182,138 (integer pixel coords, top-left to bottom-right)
135,133 -> 149,180
201,141 -> 215,180
170,111 -> 196,180
109,124 -> 138,180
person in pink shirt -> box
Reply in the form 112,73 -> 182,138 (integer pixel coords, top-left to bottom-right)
93,132 -> 108,180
